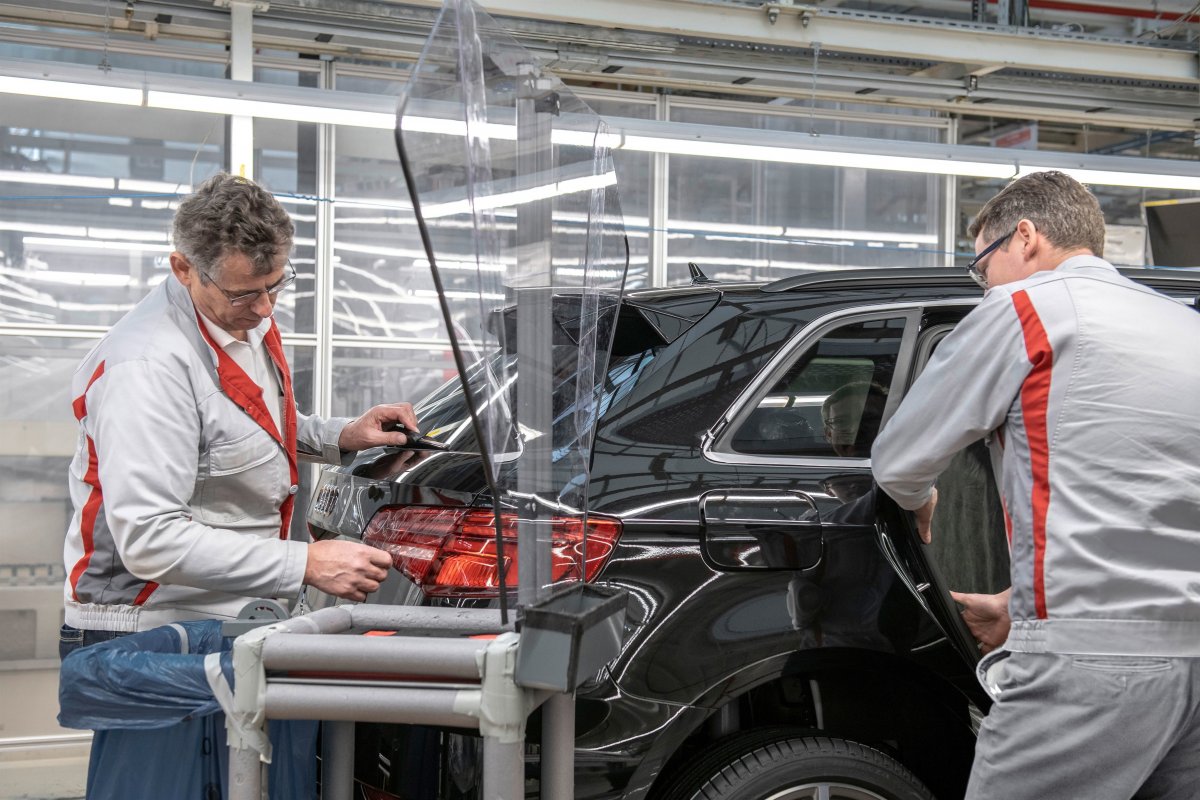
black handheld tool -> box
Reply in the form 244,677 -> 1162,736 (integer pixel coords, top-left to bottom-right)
385,421 -> 448,450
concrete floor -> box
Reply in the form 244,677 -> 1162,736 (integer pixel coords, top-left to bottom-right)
0,735 -> 88,800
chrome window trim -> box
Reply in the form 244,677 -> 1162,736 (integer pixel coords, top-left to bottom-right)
702,297 -> 981,468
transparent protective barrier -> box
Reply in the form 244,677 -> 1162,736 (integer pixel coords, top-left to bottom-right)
395,0 -> 629,611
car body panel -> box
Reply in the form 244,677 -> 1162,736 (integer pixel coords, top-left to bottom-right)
308,267 -> 1200,800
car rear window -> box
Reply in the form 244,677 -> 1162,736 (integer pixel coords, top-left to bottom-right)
413,346 -> 658,453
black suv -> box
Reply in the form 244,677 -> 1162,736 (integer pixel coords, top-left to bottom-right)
307,266 -> 1200,800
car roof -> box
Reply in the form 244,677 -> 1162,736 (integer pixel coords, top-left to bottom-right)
622,266 -> 1200,302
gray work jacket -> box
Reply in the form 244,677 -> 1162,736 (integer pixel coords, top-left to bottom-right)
872,256 -> 1200,656
64,277 -> 349,632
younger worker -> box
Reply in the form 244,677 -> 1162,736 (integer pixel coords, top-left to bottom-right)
872,170 -> 1200,799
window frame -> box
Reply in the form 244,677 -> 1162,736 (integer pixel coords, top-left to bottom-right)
704,302 -> 922,468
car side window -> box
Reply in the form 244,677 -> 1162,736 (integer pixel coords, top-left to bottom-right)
730,317 -> 906,458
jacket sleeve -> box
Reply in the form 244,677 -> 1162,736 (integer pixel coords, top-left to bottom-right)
296,412 -> 351,464
85,359 -> 308,597
870,288 -> 1033,510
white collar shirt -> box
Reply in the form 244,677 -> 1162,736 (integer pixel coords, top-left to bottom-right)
197,312 -> 284,434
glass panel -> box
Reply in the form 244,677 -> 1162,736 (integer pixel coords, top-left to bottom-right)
331,124 -> 447,341
1,94 -> 226,327
331,345 -> 457,419
670,101 -> 943,140
582,94 -> 655,289
666,104 -> 944,283
0,336 -> 91,740
253,117 -> 320,335
288,344 -> 316,542
334,69 -> 408,96
730,317 -> 906,457
957,175 -> 1200,269
0,39 -> 227,78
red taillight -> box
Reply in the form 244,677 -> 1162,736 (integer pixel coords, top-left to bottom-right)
363,506 -> 621,596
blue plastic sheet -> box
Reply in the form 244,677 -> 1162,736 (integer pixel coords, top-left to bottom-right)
59,621 -> 317,800
59,621 -> 231,730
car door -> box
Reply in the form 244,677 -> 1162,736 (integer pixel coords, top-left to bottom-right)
706,302 -> 990,667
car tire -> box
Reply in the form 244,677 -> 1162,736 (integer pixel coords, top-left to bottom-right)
657,734 -> 934,800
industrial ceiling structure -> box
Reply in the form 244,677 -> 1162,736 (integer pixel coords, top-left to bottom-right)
2,0 -> 1199,157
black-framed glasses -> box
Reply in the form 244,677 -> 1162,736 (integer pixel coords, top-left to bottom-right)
200,261 -> 296,307
965,229 -> 1016,289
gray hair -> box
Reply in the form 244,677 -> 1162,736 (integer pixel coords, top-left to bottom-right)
172,173 -> 294,278
968,170 -> 1105,258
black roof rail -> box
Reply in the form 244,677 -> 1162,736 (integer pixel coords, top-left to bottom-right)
762,267 -> 973,293
761,266 -> 1200,294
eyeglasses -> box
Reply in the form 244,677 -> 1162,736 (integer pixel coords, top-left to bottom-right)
965,229 -> 1016,289
199,260 -> 296,307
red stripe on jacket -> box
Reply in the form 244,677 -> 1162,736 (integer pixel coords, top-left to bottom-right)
68,362 -> 161,605
195,314 -> 299,540
1011,290 -> 1053,620
68,363 -> 105,602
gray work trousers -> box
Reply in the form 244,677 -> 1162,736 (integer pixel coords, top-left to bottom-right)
967,651 -> 1200,800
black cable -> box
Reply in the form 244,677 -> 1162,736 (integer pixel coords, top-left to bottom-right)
393,114 -> 510,626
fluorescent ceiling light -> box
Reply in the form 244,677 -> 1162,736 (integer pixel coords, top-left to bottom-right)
86,227 -> 171,242
117,178 -> 191,194
140,199 -> 180,211
784,226 -> 939,244
1015,165 -> 1200,192
0,170 -> 115,190
0,221 -> 87,237
621,135 -> 1017,180
0,267 -> 134,287
421,171 -> 618,218
3,56 -> 1200,193
22,236 -> 173,253
400,115 -> 516,141
0,75 -> 142,106
147,90 -> 395,130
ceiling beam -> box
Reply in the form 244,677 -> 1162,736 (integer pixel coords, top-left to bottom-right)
383,0 -> 1200,85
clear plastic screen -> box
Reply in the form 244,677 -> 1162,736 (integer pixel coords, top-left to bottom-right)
395,0 -> 629,604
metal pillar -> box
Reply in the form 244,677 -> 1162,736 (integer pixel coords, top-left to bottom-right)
225,0 -> 258,177
650,94 -> 670,287
228,740 -> 261,800
320,721 -> 354,800
943,117 -> 959,269
483,739 -> 526,800
541,692 -> 576,799
515,63 -> 556,606
315,58 -> 336,418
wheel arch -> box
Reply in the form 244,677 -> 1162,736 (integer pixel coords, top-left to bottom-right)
642,647 -> 979,800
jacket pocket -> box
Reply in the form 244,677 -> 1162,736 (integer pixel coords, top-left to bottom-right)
1071,655 -> 1172,674
975,647 -> 1012,701
196,430 -> 282,524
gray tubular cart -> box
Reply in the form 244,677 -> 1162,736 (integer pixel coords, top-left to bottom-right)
225,586 -> 626,800
225,0 -> 633,795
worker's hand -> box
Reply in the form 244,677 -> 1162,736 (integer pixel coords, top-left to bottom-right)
338,402 -> 420,451
304,540 -> 392,602
949,588 -> 1012,655
913,487 -> 938,544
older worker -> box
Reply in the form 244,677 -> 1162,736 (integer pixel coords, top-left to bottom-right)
61,173 -> 417,654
